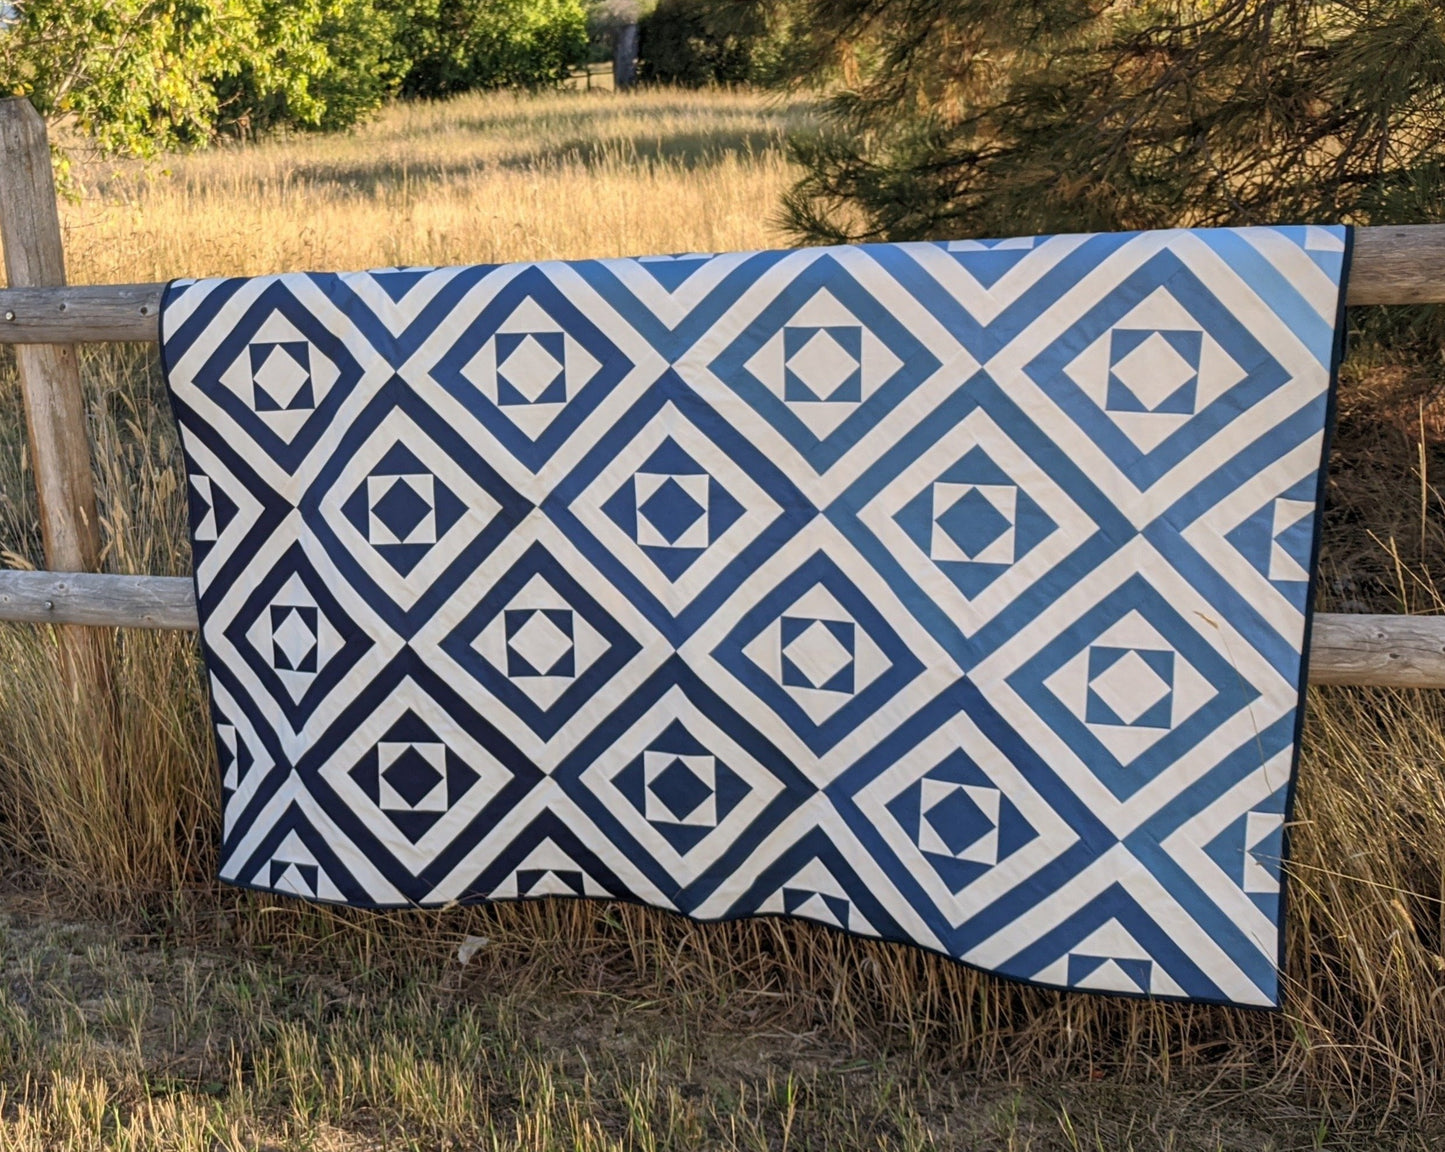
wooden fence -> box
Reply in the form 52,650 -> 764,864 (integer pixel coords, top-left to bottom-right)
2,96 -> 1445,692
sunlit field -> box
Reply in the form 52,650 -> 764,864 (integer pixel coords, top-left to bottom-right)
63,87 -> 804,282
1,87 -> 1444,1149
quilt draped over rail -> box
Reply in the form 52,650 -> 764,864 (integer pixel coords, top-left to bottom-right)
162,226 -> 1350,1008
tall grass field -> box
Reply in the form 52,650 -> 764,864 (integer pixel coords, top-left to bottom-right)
1,88 -> 1445,1149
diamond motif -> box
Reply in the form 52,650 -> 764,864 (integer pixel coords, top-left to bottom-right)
478,580 -> 601,703
223,545 -> 380,736
563,685 -> 805,902
715,553 -> 927,754
751,588 -> 886,723
882,431 -> 1068,614
784,325 -> 862,402
496,332 -> 565,404
270,606 -> 318,671
839,702 -> 1072,938
922,780 -> 998,859
250,576 -> 343,700
379,742 -> 446,810
428,270 -> 632,468
196,281 -> 366,461
369,475 -> 435,544
837,400 -> 1108,662
506,608 -> 575,677
1041,273 -> 1263,473
646,752 -> 715,824
1086,647 -> 1173,727
1046,618 -> 1205,762
319,692 -> 520,876
637,474 -> 708,546
932,484 -> 1014,562
1012,579 -> 1261,799
1106,329 -> 1200,413
251,342 -> 312,410
780,618 -> 854,692
322,409 -> 522,614
598,435 -> 744,581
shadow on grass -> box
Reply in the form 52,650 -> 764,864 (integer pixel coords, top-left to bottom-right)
264,122 -> 804,199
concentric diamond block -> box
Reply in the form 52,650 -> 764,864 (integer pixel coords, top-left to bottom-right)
435,543 -> 641,740
707,252 -> 943,471
548,379 -> 812,641
1011,577 -> 1262,800
310,389 -> 531,627
185,278 -> 377,472
714,552 -> 926,754
220,544 -> 379,735
834,397 -> 1114,664
561,673 -> 812,906
1027,253 -> 1283,487
426,267 -> 635,471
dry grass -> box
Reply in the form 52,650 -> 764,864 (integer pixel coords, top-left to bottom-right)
0,905 -> 1439,1151
61,87 -> 803,283
0,86 -> 1444,1143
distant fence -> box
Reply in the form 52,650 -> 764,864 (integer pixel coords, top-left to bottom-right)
1,95 -> 1444,700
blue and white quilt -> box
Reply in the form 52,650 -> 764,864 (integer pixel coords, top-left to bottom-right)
162,226 -> 1350,1008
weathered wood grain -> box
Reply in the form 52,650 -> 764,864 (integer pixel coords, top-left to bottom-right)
0,98 -> 116,714
0,283 -> 162,344
1347,225 -> 1445,305
1308,613 -> 1445,687
0,572 -> 198,630
1,224 -> 1444,346
0,98 -> 105,574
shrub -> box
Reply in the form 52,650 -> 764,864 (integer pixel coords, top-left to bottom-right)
398,0 -> 591,98
636,0 -> 808,87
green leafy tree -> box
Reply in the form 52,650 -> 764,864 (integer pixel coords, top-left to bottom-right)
781,0 -> 1445,243
0,0 -> 400,154
212,0 -> 406,137
397,0 -> 591,97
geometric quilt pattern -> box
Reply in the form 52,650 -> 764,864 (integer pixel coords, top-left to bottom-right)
161,225 -> 1351,1007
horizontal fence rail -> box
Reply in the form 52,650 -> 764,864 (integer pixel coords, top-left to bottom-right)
2,225 -> 1445,344
2,571 -> 1439,687
1,222 -> 1444,688
0,571 -> 199,630
0,282 -> 161,344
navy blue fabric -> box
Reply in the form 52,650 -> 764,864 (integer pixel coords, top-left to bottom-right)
161,227 -> 1350,1007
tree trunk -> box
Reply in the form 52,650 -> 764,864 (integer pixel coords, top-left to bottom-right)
613,22 -> 639,90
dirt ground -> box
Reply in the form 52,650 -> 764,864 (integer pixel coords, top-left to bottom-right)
0,891 -> 1438,1151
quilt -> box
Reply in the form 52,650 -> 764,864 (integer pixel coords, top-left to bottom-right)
161,226 -> 1350,1008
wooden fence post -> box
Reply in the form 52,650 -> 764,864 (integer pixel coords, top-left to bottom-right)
0,98 -> 103,573
0,98 -> 112,708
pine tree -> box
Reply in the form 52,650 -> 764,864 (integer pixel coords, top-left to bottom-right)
782,0 -> 1445,243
